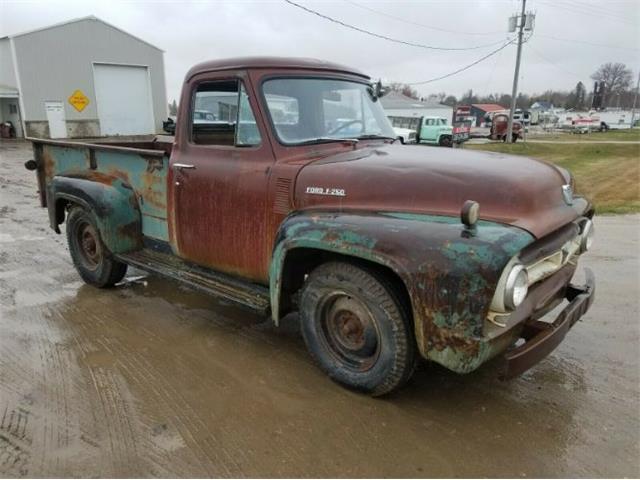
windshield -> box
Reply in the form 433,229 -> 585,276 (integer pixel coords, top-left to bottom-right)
262,78 -> 395,145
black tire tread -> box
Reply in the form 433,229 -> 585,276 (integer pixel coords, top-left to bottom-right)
66,206 -> 127,288
301,261 -> 415,396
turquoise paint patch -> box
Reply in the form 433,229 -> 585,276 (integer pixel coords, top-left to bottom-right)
141,215 -> 169,241
47,145 -> 169,243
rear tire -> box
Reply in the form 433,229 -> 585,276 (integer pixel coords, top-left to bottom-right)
299,262 -> 415,396
66,206 -> 127,288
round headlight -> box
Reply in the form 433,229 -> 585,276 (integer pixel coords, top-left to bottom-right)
504,264 -> 529,310
580,219 -> 594,253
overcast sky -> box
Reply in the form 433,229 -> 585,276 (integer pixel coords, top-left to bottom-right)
1,0 -> 638,102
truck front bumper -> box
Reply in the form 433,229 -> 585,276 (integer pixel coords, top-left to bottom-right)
502,268 -> 595,378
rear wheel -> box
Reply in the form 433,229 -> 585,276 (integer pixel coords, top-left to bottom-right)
299,262 -> 415,396
66,206 -> 127,288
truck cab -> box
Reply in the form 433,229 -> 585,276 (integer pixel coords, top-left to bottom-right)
417,116 -> 469,147
26,57 -> 595,396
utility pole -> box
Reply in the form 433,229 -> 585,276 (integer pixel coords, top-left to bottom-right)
630,70 -> 640,128
506,0 -> 527,143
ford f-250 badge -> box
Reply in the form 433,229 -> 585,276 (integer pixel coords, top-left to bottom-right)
306,186 -> 346,197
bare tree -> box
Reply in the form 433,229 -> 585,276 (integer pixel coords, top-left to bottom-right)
591,62 -> 633,106
387,82 -> 419,99
443,95 -> 457,106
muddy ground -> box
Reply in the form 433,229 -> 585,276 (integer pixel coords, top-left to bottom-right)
0,139 -> 638,478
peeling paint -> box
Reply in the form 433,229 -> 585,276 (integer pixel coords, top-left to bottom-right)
270,210 -> 536,373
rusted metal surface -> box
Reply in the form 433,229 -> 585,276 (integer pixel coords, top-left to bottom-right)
502,268 -> 595,378
269,210 -> 540,372
27,58 -> 595,378
169,68 -> 276,282
116,248 -> 270,314
291,142 -> 587,240
33,141 -> 169,253
184,56 -> 370,83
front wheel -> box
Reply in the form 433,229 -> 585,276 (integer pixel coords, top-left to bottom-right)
299,262 -> 415,396
66,206 -> 127,288
439,135 -> 453,147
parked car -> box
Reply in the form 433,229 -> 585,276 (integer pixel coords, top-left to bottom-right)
393,126 -> 417,144
25,57 -> 595,396
417,116 -> 469,147
387,115 -> 420,144
489,113 -> 523,142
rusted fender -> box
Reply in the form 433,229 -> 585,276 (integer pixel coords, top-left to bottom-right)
270,211 -> 534,373
47,174 -> 142,254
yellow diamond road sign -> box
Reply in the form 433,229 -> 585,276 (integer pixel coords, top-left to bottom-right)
68,90 -> 89,112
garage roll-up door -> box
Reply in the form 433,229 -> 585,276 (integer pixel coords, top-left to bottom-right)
94,64 -> 154,136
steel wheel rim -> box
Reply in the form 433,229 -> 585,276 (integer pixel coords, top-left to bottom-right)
319,292 -> 380,371
77,221 -> 101,271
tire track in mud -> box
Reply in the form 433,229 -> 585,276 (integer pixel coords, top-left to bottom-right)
66,291 -> 251,477
108,344 -> 240,477
52,297 -> 204,478
57,304 -> 145,478
0,405 -> 31,477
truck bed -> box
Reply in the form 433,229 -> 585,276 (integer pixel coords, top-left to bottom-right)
30,136 -> 171,244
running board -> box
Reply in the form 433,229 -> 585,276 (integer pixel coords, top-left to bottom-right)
116,249 -> 271,315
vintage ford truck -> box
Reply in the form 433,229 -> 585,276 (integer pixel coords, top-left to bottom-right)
25,57 -> 595,395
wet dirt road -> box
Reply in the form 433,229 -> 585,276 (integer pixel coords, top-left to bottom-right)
1,140 -> 638,477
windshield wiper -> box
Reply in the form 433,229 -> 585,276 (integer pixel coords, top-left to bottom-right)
296,137 -> 359,146
356,134 -> 397,141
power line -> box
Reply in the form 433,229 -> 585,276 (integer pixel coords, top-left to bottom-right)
527,44 -> 586,81
283,0 -> 512,51
554,0 -> 632,21
342,0 -> 505,36
554,0 -> 637,24
536,0 -> 637,27
535,33 -> 640,52
406,39 -> 517,85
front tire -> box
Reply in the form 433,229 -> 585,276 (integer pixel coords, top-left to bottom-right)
66,206 -> 127,288
299,262 -> 415,396
439,135 -> 452,147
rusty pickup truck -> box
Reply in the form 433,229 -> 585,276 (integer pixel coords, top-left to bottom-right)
25,57 -> 595,395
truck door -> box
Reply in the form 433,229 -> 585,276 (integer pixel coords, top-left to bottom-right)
420,118 -> 436,141
169,72 -> 275,282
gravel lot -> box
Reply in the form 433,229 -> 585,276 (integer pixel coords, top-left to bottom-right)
0,139 -> 638,477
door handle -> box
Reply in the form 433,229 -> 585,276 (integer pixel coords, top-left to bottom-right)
172,163 -> 196,170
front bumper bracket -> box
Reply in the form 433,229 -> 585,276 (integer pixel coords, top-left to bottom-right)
502,268 -> 595,379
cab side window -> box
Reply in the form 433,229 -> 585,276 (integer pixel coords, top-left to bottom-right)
191,80 -> 261,147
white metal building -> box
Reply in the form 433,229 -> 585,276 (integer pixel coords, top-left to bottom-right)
0,16 -> 167,138
380,91 -> 453,123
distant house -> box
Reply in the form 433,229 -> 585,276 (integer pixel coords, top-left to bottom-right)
531,101 -> 554,111
454,104 -> 507,127
380,91 -> 453,126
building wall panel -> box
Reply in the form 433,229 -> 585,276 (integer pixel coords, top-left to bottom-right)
12,18 -> 166,136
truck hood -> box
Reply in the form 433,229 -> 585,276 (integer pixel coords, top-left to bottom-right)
293,144 -> 586,239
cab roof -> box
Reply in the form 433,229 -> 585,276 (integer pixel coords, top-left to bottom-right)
186,56 -> 369,81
